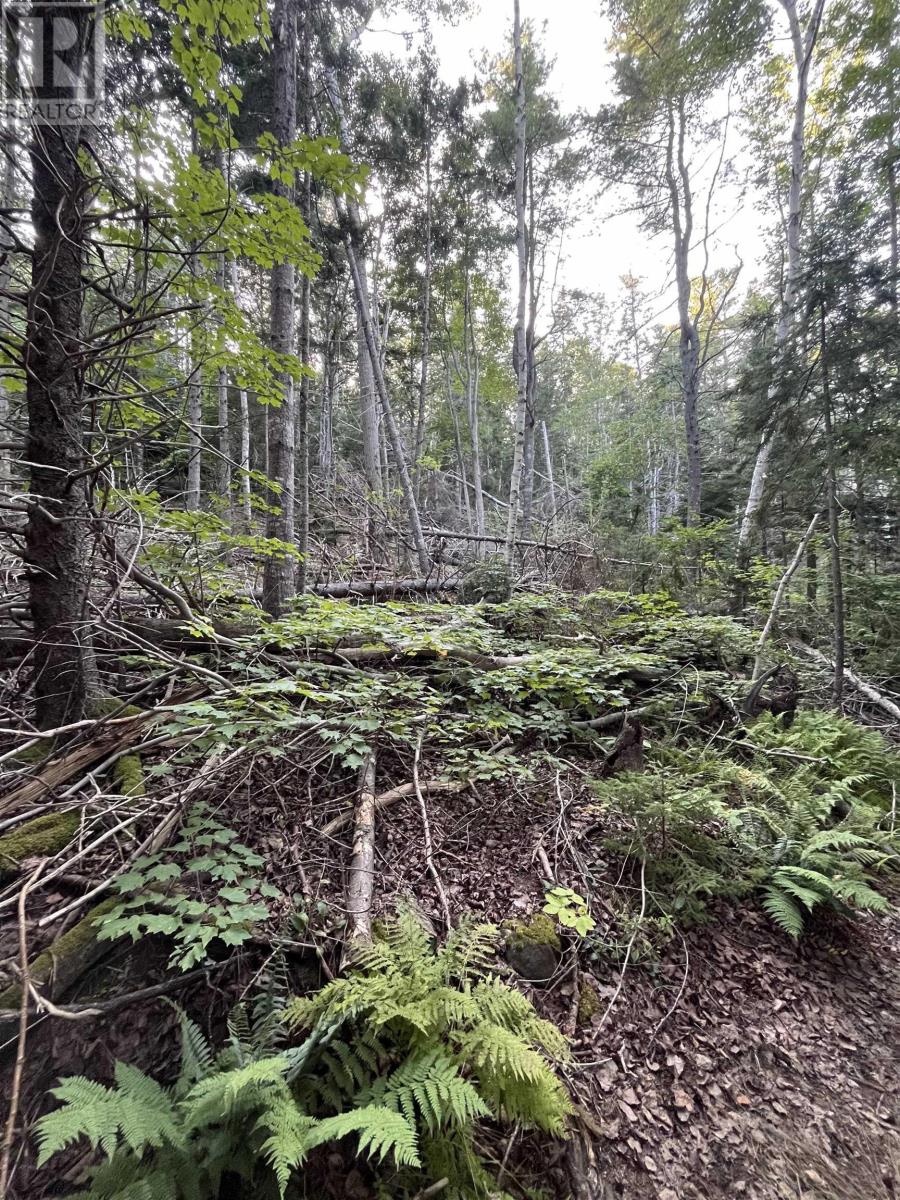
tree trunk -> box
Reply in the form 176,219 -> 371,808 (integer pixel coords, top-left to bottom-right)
413,125 -> 433,504
665,100 -> 702,524
24,14 -> 93,729
295,6 -> 312,594
504,0 -> 529,564
821,307 -> 844,708
738,0 -> 825,550
541,420 -> 559,541
323,66 -> 430,575
262,0 -> 298,617
230,261 -> 253,526
216,254 -> 231,510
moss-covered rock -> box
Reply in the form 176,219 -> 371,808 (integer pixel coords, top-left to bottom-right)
0,896 -> 119,1012
0,811 -> 80,879
504,912 -> 561,985
576,980 -> 602,1025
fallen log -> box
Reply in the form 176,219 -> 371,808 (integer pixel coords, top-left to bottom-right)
789,641 -> 900,722
345,751 -> 377,946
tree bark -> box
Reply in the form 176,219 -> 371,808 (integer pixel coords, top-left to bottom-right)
821,306 -> 844,708
505,0 -> 529,564
262,0 -> 299,617
216,253 -> 231,509
24,17 -> 94,729
296,6 -> 312,593
665,100 -> 702,524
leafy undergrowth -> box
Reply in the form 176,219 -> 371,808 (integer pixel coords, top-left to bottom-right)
3,589 -> 899,1199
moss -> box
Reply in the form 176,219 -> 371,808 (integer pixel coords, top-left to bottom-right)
504,911 -> 562,954
86,697 -> 143,720
0,897 -> 119,1010
113,753 -> 146,798
0,811 -> 80,879
9,740 -> 52,769
576,981 -> 602,1025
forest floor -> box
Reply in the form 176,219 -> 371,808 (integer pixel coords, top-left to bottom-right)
2,591 -> 898,1200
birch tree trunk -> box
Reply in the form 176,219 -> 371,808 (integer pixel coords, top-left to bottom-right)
504,0 -> 529,564
413,126 -> 433,504
229,261 -> 252,526
262,0 -> 298,617
737,0 -> 826,550
215,253 -> 231,511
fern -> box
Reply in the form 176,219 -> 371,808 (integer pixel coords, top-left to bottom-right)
306,1105 -> 421,1166
38,910 -> 573,1200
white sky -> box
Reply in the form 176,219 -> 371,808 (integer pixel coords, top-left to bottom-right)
365,0 -> 776,329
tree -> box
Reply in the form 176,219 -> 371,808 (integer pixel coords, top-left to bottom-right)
737,0 -> 826,555
261,0 -> 300,617
602,0 -> 767,524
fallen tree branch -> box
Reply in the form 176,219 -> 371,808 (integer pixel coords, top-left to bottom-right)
413,733 -> 451,932
753,513 -> 821,680
345,750 -> 377,946
571,706 -> 649,731
5,963 -> 228,1023
789,641 -> 900,722
320,780 -> 463,839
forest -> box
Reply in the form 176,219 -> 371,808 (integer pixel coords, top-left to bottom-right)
0,0 -> 897,1197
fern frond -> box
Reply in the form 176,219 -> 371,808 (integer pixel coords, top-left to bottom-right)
761,886 -> 804,937
254,1092 -> 316,1196
308,1105 -> 421,1167
363,1048 -> 489,1133
175,1010 -> 215,1094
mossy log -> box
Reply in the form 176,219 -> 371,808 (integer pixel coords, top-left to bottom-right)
0,896 -> 120,1014
0,811 -> 80,880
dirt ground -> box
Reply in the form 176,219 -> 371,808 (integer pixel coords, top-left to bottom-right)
3,757 -> 899,1200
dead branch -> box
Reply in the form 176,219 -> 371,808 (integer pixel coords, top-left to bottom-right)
753,513 -> 821,680
320,779 -> 462,838
790,641 -> 900,722
413,733 -> 451,932
345,750 -> 377,946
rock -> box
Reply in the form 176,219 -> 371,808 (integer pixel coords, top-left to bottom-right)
577,979 -> 602,1025
504,912 -> 561,985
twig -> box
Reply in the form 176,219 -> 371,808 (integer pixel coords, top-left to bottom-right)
593,858 -> 647,1035
320,779 -> 462,837
0,862 -> 44,1200
409,1178 -> 449,1200
413,733 -> 452,933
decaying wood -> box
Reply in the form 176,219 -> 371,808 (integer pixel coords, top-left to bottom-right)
790,641 -> 900,722
0,713 -> 159,816
345,750 -> 378,945
320,779 -> 463,839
